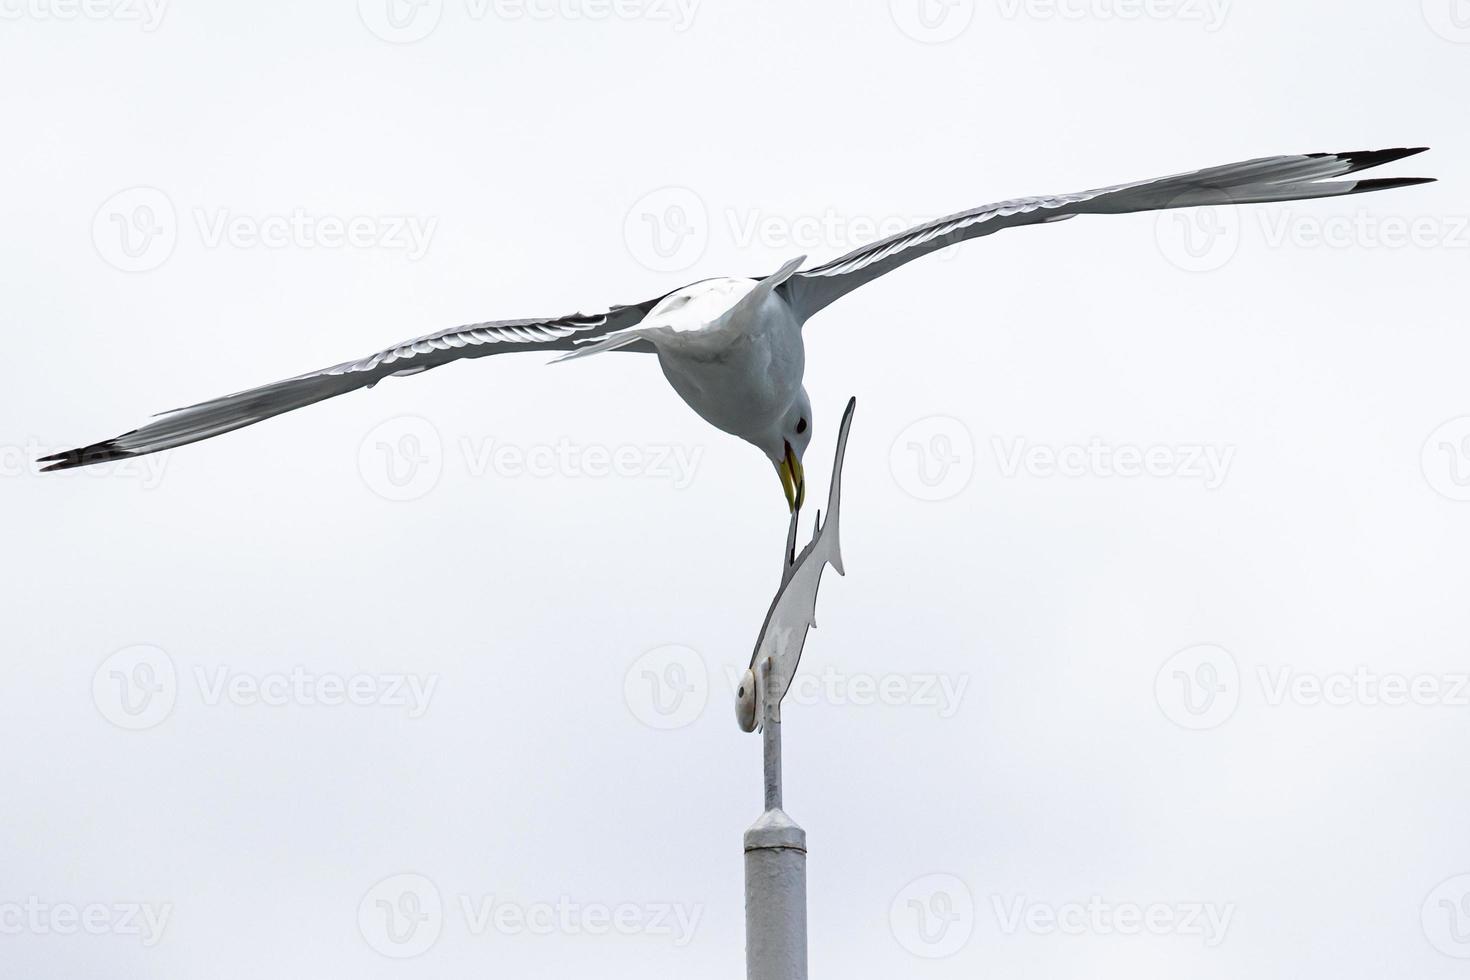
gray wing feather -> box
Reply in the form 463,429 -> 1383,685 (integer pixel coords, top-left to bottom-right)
40,296 -> 667,471
781,148 -> 1433,321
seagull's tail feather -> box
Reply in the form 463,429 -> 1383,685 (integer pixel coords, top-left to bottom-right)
1083,147 -> 1434,214
37,371 -> 370,472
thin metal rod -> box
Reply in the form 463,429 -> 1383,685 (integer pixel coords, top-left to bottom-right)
761,657 -> 781,811
746,655 -> 806,980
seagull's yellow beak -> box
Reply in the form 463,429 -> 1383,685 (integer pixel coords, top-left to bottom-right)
777,441 -> 805,514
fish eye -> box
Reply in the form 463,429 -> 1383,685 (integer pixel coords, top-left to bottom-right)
796,418 -> 807,434
735,668 -> 758,732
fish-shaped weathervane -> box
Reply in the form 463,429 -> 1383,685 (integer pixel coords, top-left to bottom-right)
736,397 -> 855,732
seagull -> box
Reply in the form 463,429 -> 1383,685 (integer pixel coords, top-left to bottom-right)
42,148 -> 1433,514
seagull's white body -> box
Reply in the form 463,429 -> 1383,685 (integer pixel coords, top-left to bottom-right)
42,147 -> 1434,511
555,258 -> 810,464
650,279 -> 805,449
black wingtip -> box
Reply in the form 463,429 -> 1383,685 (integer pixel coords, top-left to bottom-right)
1310,147 -> 1431,173
1351,176 -> 1437,194
36,442 -> 139,473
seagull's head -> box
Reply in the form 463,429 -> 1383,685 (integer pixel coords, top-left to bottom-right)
766,389 -> 812,514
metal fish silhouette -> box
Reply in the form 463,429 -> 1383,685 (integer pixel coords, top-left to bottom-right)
736,397 -> 855,732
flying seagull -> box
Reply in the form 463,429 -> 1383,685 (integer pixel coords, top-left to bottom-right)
42,148 -> 1433,513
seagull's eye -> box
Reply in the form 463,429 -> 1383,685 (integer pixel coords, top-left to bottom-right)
796,418 -> 807,434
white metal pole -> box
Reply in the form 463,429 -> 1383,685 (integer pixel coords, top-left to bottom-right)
744,656 -> 808,980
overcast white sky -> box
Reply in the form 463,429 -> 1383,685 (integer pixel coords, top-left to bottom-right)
2,1 -> 1468,977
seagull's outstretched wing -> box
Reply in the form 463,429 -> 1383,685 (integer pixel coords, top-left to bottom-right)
40,294 -> 669,472
780,148 -> 1434,322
